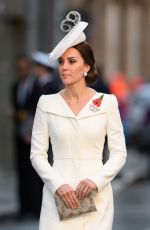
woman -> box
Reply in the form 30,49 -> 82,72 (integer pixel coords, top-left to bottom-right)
30,11 -> 127,230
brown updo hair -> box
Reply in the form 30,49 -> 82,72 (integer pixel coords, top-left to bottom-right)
72,42 -> 99,84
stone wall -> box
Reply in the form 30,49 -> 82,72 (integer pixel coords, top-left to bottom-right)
0,0 -> 26,170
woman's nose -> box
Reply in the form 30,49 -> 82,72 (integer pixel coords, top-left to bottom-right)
62,61 -> 68,70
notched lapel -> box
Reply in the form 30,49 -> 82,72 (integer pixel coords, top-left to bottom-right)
42,94 -> 74,118
41,93 -> 109,119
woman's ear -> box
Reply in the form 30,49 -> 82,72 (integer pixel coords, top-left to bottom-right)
84,64 -> 90,73
87,66 -> 90,73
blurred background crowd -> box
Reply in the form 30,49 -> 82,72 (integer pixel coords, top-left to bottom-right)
0,0 -> 150,229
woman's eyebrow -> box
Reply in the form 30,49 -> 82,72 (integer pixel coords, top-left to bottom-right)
58,56 -> 77,60
67,57 -> 77,59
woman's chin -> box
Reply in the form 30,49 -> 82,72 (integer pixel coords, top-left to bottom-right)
61,80 -> 74,85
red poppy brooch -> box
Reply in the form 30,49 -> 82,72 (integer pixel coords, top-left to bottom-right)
90,94 -> 104,111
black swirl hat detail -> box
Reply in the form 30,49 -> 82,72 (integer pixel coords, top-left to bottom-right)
48,11 -> 88,62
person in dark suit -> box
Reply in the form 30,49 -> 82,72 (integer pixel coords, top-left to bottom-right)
11,54 -> 38,219
30,51 -> 60,113
30,51 -> 61,165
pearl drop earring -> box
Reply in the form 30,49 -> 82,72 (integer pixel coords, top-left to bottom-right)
83,72 -> 87,77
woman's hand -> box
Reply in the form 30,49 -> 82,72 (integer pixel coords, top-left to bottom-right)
75,179 -> 98,200
56,184 -> 80,209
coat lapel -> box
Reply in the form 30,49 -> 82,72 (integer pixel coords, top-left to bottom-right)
78,93 -> 108,119
42,93 -> 108,119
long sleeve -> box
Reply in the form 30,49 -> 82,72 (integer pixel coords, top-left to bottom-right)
88,94 -> 127,192
30,95 -> 66,194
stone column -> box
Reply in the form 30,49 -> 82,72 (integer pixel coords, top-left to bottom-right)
125,2 -> 143,78
0,0 -> 26,170
25,0 -> 40,55
52,0 -> 67,46
143,2 -> 150,80
104,1 -> 122,81
91,0 -> 105,65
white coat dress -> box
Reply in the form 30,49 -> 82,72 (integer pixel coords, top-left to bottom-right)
30,92 -> 127,230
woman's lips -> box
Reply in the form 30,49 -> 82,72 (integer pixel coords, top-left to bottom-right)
62,74 -> 70,77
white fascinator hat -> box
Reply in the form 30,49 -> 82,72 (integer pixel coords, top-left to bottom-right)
48,11 -> 88,62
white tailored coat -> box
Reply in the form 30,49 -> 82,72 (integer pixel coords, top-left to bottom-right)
30,92 -> 127,230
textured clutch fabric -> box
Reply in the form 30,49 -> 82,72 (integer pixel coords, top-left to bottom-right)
54,191 -> 97,221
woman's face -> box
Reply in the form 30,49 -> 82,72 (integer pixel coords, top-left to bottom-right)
58,47 -> 90,85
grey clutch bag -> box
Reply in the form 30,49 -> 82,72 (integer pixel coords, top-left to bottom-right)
54,191 -> 97,221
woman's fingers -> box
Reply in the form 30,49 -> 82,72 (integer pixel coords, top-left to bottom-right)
75,180 -> 84,199
81,186 -> 90,199
62,193 -> 75,209
76,179 -> 97,199
62,191 -> 80,209
67,192 -> 80,209
71,191 -> 81,207
62,195 -> 70,208
76,181 -> 86,199
56,184 -> 80,209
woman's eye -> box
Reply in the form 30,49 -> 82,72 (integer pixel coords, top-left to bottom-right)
58,59 -> 63,65
69,60 -> 76,64
58,59 -> 76,65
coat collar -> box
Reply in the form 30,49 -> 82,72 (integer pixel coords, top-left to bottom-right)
41,92 -> 108,119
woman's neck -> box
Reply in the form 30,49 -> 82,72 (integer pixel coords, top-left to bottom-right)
63,82 -> 89,100
61,82 -> 96,103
